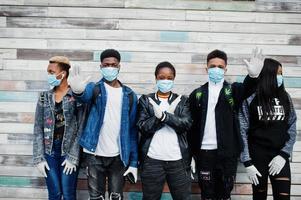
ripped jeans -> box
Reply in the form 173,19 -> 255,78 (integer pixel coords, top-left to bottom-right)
250,144 -> 291,200
85,154 -> 125,200
196,150 -> 237,200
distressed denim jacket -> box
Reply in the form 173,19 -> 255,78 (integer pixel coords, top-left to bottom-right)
33,88 -> 86,165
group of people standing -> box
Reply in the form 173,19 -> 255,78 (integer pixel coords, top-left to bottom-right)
33,48 -> 297,200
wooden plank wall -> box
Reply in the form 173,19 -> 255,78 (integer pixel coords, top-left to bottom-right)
0,0 -> 301,199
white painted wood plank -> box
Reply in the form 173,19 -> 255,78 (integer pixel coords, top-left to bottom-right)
186,10 -> 301,24
0,17 -> 6,27
48,7 -> 185,20
0,102 -> 36,113
0,0 -> 24,5
0,144 -> 32,155
125,0 -> 256,11
23,0 -> 124,7
45,39 -> 301,56
0,28 -> 295,45
119,19 -> 301,35
0,38 -> 47,49
0,49 -> 16,59
0,123 -> 33,134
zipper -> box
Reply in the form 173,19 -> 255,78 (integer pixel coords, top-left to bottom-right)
49,92 -> 55,154
61,96 -> 67,155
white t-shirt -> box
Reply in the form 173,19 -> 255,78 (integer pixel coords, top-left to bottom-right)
147,97 -> 182,161
201,79 -> 224,150
84,82 -> 123,156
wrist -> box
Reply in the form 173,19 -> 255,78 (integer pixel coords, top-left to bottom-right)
279,151 -> 290,160
244,160 -> 253,168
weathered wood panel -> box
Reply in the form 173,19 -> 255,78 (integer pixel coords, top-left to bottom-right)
256,0 -> 301,13
0,0 -> 301,199
118,19 -> 301,35
0,0 -> 124,7
1,28 -> 299,45
7,17 -> 119,29
125,0 -> 256,11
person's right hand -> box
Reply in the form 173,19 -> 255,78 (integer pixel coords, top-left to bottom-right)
245,165 -> 262,185
190,157 -> 196,180
37,161 -> 50,177
68,65 -> 90,94
148,97 -> 164,119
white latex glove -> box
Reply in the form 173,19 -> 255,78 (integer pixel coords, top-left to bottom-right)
123,166 -> 138,183
67,65 -> 91,94
148,97 -> 163,119
269,155 -> 286,176
37,161 -> 50,177
246,165 -> 262,186
243,47 -> 265,78
61,159 -> 77,175
166,95 -> 182,114
190,157 -> 196,180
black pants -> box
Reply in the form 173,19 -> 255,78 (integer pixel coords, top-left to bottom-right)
141,156 -> 191,200
85,153 -> 125,200
196,150 -> 237,200
250,144 -> 291,200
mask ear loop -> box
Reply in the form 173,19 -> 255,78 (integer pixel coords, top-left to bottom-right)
56,72 -> 65,80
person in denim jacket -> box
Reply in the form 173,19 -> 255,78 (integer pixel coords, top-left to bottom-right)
68,49 -> 138,200
33,56 -> 85,200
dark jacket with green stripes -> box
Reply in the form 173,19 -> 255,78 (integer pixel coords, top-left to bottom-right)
188,76 -> 256,162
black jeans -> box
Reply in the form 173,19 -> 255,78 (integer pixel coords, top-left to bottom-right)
250,144 -> 291,200
85,153 -> 125,200
141,156 -> 191,200
196,150 -> 237,200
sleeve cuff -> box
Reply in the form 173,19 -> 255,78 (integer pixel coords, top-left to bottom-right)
160,112 -> 167,122
243,160 -> 253,167
279,151 -> 290,159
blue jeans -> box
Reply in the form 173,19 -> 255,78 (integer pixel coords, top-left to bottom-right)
45,139 -> 78,200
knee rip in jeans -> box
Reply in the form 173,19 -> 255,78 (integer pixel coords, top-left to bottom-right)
279,193 -> 289,196
109,192 -> 121,200
200,171 -> 211,181
89,195 -> 105,200
275,177 -> 290,181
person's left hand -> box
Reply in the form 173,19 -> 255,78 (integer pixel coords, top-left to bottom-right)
243,47 -> 265,78
61,159 -> 77,175
269,155 -> 286,176
166,95 -> 182,114
123,166 -> 138,183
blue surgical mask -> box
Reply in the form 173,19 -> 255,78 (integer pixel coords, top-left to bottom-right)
100,67 -> 119,82
208,67 -> 225,83
156,80 -> 174,93
277,75 -> 283,87
47,73 -> 64,87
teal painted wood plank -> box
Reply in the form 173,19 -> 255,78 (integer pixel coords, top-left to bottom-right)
160,31 -> 188,42
0,176 -> 31,187
0,91 -> 38,102
93,51 -> 132,62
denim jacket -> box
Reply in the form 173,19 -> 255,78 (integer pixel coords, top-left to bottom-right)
33,88 -> 86,165
75,79 -> 138,168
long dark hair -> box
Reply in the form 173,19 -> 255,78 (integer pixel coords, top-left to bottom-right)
256,58 -> 289,122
